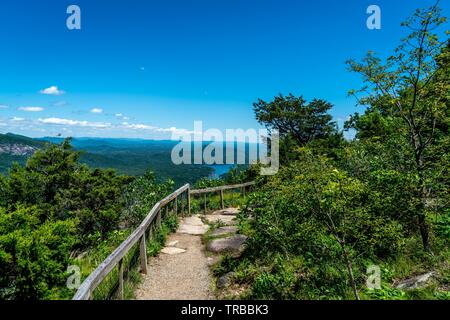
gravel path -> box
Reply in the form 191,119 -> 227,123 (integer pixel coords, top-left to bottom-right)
135,216 -> 214,300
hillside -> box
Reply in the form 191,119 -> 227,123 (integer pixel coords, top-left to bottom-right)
0,134 -> 218,186
0,133 -> 48,171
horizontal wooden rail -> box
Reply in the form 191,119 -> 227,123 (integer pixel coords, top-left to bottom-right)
73,180 -> 255,300
190,181 -> 255,195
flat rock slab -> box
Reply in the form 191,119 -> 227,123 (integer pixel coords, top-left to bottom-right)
205,215 -> 237,226
182,215 -> 205,226
214,208 -> 239,216
178,216 -> 209,235
396,272 -> 436,290
161,247 -> 186,255
207,234 -> 247,254
210,226 -> 238,237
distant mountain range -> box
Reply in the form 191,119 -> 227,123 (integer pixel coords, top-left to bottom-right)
0,133 -> 261,185
0,133 -> 214,186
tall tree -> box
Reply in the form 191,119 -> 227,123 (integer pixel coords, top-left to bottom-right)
253,94 -> 336,146
346,2 -> 449,250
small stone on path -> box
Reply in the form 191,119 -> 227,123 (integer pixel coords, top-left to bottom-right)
167,240 -> 179,247
161,247 -> 186,255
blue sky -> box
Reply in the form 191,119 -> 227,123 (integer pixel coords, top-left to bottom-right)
0,0 -> 448,139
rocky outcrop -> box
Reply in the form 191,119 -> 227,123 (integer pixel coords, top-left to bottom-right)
395,272 -> 436,290
0,143 -> 38,156
207,234 -> 247,254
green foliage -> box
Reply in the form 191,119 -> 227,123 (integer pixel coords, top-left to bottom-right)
253,94 -> 336,146
222,10 -> 450,297
0,139 -> 178,299
194,177 -> 225,189
121,171 -> 174,227
346,3 -> 449,250
434,209 -> 450,240
253,94 -> 343,163
0,206 -> 78,300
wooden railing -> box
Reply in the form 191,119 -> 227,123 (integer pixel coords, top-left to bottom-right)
72,181 -> 255,300
191,181 -> 255,213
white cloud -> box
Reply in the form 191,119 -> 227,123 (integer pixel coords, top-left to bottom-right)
18,106 -> 44,112
115,113 -> 123,117
120,122 -> 194,135
38,117 -> 111,128
90,108 -> 103,114
40,86 -> 65,95
12,117 -> 25,121
0,105 -> 8,109
123,123 -> 156,130
156,127 -> 194,135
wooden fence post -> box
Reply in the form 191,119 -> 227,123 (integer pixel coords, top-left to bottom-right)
157,209 -> 161,229
118,259 -> 124,300
181,192 -> 185,216
148,223 -> 153,241
220,189 -> 224,209
175,196 -> 178,215
139,235 -> 147,274
187,189 -> 191,216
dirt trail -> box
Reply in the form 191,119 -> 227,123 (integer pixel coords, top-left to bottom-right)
134,215 -> 213,300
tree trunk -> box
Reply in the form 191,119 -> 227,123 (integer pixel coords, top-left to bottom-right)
418,212 -> 430,250
343,248 -> 360,300
417,154 -> 431,251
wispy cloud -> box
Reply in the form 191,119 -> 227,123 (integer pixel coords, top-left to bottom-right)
18,106 -> 44,112
38,117 -> 111,128
120,122 -> 194,135
122,123 -> 156,130
40,86 -> 65,95
53,101 -> 67,107
115,113 -> 130,120
90,108 -> 103,114
12,117 -> 25,121
0,105 -> 9,109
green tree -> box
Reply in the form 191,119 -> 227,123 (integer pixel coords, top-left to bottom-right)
253,94 -> 336,146
346,3 -> 449,250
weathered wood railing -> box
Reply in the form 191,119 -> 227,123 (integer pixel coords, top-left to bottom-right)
72,181 -> 255,300
190,181 -> 255,213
